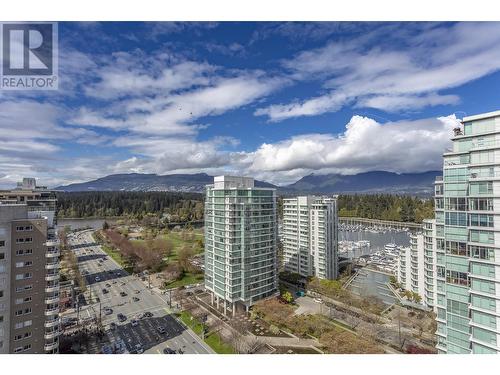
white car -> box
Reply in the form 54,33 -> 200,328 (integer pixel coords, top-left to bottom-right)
131,319 -> 139,327
95,276 -> 100,282
314,297 -> 323,304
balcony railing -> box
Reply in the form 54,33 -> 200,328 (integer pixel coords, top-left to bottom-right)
44,330 -> 61,340
45,307 -> 59,316
44,341 -> 59,352
44,318 -> 60,328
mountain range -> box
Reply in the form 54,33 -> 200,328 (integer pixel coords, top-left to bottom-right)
54,171 -> 441,196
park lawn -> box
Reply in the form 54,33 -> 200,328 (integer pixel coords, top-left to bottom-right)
131,228 -> 204,262
101,244 -> 134,273
179,311 -> 235,354
164,272 -> 204,289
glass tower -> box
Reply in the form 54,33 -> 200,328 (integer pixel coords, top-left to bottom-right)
436,110 -> 500,354
204,176 -> 278,315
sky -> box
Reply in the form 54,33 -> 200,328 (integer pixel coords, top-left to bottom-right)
2,21 -> 500,188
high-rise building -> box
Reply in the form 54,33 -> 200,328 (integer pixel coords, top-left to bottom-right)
282,196 -> 339,279
0,178 -> 60,354
397,218 -> 436,308
204,176 -> 278,315
435,110 -> 500,354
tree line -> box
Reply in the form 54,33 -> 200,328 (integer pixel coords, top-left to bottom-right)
57,191 -> 434,224
56,191 -> 204,221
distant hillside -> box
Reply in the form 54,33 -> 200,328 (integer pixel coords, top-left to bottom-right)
55,173 -> 277,193
55,171 -> 441,196
281,171 -> 441,195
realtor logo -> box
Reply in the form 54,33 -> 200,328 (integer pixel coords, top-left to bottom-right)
1,22 -> 58,90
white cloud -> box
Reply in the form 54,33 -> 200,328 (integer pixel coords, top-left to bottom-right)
255,22 -> 500,121
238,115 -> 459,183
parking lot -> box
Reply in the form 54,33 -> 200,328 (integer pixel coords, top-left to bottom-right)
62,230 -> 213,354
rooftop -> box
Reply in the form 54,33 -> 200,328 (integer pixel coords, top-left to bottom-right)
462,110 -> 500,123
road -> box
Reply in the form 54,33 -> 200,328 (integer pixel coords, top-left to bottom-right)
63,229 -> 213,354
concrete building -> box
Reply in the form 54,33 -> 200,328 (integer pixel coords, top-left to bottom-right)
435,110 -> 500,354
422,219 -> 438,309
397,218 -> 436,308
0,178 -> 60,354
204,176 -> 278,315
282,196 -> 339,279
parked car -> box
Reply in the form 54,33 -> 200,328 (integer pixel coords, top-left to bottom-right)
102,288 -> 109,294
109,322 -> 117,330
131,319 -> 139,327
117,313 -> 127,322
157,326 -> 166,334
163,347 -> 175,354
104,307 -> 113,315
95,276 -> 100,282
143,311 -> 153,318
135,344 -> 144,354
120,291 -> 127,297
132,297 -> 140,302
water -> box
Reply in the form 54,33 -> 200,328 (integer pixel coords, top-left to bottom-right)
339,229 -> 411,259
57,218 -> 117,231
347,268 -> 398,305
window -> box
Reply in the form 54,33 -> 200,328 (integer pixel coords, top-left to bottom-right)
16,225 -> 33,232
468,245 -> 495,261
446,270 -> 469,286
445,197 -> 467,211
15,249 -> 33,256
0,290 -> 3,298
15,285 -> 32,292
446,241 -> 467,256
471,278 -> 495,294
437,266 -> 446,278
0,252 -> 4,260
447,300 -> 469,317
473,327 -> 497,346
0,240 -> 5,247
15,261 -> 32,268
15,273 -> 32,280
445,212 -> 467,226
469,181 -> 493,195
471,294 -> 496,311
469,214 -> 494,227
470,230 -> 494,244
471,262 -> 495,278
469,198 -> 493,211
15,297 -> 31,304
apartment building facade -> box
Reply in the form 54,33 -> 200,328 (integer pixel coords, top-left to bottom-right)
204,176 -> 278,315
397,218 -> 436,308
435,110 -> 500,354
282,196 -> 339,280
0,178 -> 60,354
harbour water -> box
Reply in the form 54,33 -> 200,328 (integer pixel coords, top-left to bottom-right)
347,268 -> 398,305
339,229 -> 410,259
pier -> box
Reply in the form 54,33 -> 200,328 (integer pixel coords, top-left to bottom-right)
339,217 -> 422,231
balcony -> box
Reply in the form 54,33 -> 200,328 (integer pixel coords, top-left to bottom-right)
45,318 -> 60,328
45,239 -> 60,247
45,273 -> 59,282
45,307 -> 59,316
46,249 -> 60,258
44,330 -> 61,340
45,262 -> 60,270
45,285 -> 59,293
44,341 -> 59,352
469,171 -> 500,180
45,294 -> 60,304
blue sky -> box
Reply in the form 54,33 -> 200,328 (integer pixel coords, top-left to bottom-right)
2,21 -> 500,188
